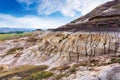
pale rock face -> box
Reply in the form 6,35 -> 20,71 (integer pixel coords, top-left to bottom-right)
0,31 -> 120,68
0,31 -> 120,80
99,65 -> 120,80
102,7 -> 116,13
74,76 -> 98,80
75,18 -> 89,24
70,64 -> 120,80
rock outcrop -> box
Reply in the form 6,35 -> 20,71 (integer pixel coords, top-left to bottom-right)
69,63 -> 120,80
0,31 -> 120,68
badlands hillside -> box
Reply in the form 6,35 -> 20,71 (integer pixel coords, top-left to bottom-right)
0,0 -> 120,80
55,0 -> 120,32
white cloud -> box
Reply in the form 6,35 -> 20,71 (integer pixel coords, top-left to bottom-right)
16,0 -> 33,5
0,14 -> 67,29
17,0 -> 112,17
77,0 -> 113,15
37,0 -> 65,15
16,0 -> 37,10
1,0 -> 113,29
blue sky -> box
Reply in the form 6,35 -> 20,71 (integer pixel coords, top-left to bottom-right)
0,0 -> 112,29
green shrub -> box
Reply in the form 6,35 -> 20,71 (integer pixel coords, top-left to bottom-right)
111,58 -> 120,63
24,71 -> 53,80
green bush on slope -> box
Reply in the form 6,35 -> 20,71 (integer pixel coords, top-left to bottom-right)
23,71 -> 53,80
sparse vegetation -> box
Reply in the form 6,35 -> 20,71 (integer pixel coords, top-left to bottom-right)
23,71 -> 53,80
111,58 -> 120,63
0,32 -> 33,41
0,65 -> 49,80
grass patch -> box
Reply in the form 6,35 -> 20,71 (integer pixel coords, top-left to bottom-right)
0,33 -> 17,41
0,65 -> 49,80
53,67 -> 76,80
0,32 -> 33,41
111,58 -> 120,63
23,71 -> 53,80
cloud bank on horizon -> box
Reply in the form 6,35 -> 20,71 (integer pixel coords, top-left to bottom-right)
0,14 -> 65,29
0,0 -> 112,29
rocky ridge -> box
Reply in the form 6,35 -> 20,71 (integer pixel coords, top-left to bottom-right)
0,31 -> 120,67
54,0 -> 120,32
